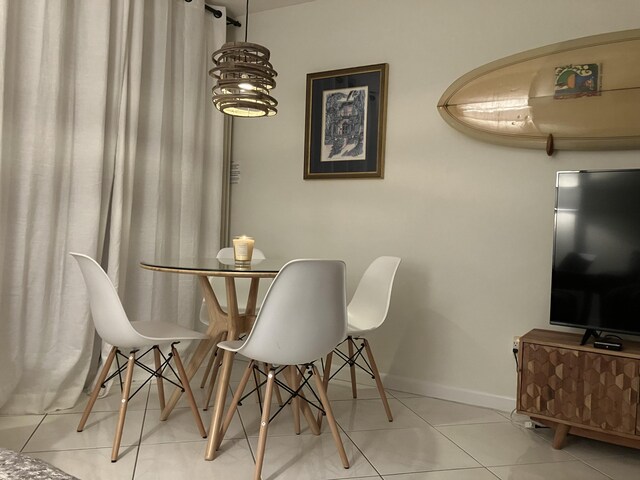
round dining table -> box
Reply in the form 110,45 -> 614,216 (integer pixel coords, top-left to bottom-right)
140,256 -> 286,460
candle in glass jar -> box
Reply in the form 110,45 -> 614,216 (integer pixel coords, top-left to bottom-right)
232,235 -> 255,262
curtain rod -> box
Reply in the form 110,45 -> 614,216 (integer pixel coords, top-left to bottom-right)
204,4 -> 242,28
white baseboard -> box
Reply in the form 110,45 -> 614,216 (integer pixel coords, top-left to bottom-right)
329,366 -> 516,413
382,373 -> 516,413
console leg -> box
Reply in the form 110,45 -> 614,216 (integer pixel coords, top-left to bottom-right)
553,423 -> 570,449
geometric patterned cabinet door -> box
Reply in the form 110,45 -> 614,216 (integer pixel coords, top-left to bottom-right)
581,353 -> 639,434
519,342 -> 639,435
517,329 -> 640,450
519,344 -> 581,422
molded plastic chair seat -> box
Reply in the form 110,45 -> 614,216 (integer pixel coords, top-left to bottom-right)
70,252 -> 208,462
128,321 -> 208,344
346,316 -> 377,336
323,256 -> 401,424
212,259 -> 350,480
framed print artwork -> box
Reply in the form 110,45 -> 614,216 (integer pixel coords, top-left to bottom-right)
304,63 -> 388,179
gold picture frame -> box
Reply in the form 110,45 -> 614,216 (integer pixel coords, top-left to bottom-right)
304,63 -> 388,179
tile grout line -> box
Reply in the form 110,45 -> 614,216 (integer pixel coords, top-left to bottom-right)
433,422 -> 588,470
577,458 -> 616,480
232,383 -> 259,466
338,421 -> 384,479
19,413 -> 48,453
131,381 -> 151,480
430,424 -> 490,470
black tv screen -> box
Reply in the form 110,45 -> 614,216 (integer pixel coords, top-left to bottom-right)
550,169 -> 640,338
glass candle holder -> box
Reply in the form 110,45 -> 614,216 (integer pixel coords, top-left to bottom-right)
232,235 -> 255,263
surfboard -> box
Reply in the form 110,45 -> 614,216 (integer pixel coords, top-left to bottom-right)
437,29 -> 640,153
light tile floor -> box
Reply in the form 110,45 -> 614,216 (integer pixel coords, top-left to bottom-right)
1,360 -> 639,479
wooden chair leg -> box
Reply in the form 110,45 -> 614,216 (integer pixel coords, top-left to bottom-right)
363,339 -> 393,422
206,347 -> 236,460
348,337 -> 357,399
78,346 -> 117,432
254,368 -> 276,480
263,363 -> 283,407
111,350 -> 136,462
311,364 -> 349,469
172,345 -> 207,438
219,361 -> 255,444
153,347 -> 166,411
285,366 -> 301,434
317,351 -> 333,427
322,352 -> 334,395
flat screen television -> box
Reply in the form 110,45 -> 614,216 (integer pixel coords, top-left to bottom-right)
550,169 -> 640,344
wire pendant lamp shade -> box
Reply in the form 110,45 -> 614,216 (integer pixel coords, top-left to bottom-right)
209,1 -> 278,117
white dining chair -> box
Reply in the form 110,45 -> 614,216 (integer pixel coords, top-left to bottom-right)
198,247 -> 267,408
211,259 -> 350,480
69,253 -> 208,462
322,256 -> 401,424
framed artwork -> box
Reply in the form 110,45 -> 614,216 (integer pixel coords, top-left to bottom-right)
304,63 -> 388,179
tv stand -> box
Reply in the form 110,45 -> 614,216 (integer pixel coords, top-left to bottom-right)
579,328 -> 600,346
517,329 -> 640,450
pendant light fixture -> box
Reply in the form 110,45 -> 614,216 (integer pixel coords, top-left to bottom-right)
209,0 -> 278,117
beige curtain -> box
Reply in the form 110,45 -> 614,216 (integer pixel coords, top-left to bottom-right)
0,0 -> 226,414
114,0 -> 226,328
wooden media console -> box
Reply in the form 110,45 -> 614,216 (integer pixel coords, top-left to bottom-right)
517,329 -> 640,450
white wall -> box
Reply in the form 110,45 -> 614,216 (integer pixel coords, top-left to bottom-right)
228,0 -> 640,410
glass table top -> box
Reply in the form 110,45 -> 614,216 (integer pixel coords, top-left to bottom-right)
140,257 -> 287,274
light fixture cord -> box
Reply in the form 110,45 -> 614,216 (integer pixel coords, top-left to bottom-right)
244,0 -> 249,42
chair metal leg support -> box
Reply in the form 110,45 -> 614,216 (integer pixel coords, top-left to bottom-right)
254,365 -> 264,406
111,350 -> 136,462
330,344 -> 368,381
78,346 -> 117,432
172,344 -> 207,438
254,368 -> 276,480
292,366 -> 321,435
239,364 -> 321,431
273,371 -> 285,407
363,339 -> 393,422
311,365 -> 349,469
